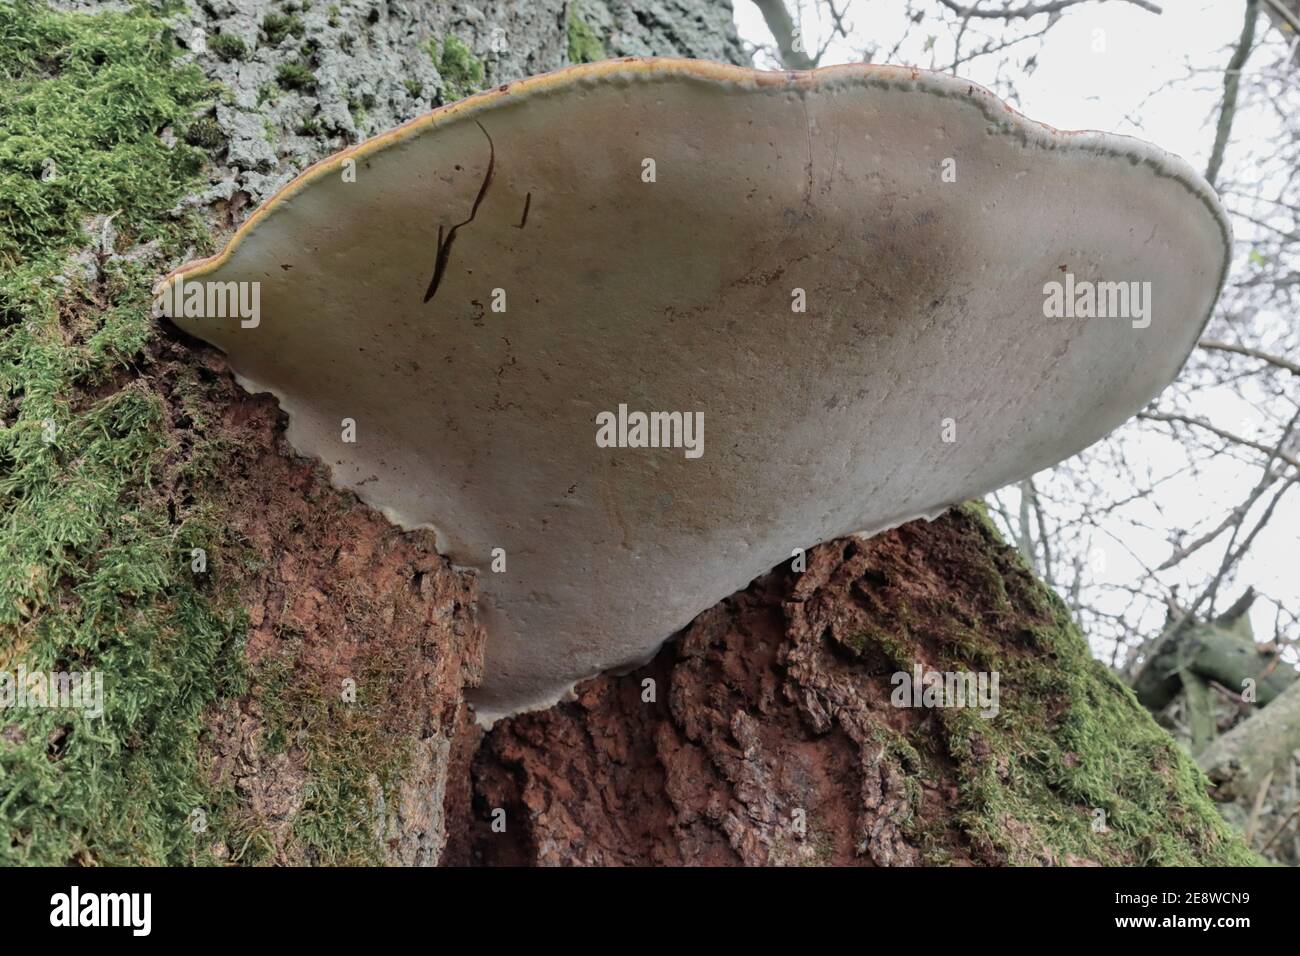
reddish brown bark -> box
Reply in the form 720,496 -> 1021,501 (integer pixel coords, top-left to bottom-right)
446,515 -> 1000,866
154,333 -> 485,864
445,507 -> 1250,867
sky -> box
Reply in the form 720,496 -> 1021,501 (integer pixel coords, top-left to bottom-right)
734,0 -> 1299,656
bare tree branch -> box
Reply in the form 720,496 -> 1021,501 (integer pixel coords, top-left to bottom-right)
935,0 -> 1162,19
1200,337 -> 1300,376
1026,476 -> 1055,586
1156,478 -> 1277,570
1207,0 -> 1261,188
1260,0 -> 1300,37
951,19 -> 1055,70
1200,407 -> 1300,612
1138,411 -> 1300,471
751,0 -> 817,69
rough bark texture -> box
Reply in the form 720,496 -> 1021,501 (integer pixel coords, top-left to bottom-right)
1127,592 -> 1300,862
446,507 -> 1255,866
170,0 -> 746,212
170,332 -> 485,865
6,0 -> 744,865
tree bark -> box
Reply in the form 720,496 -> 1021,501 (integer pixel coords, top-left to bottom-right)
174,1 -> 1252,865
1199,679 -> 1300,803
445,507 -> 1255,866
117,0 -> 747,865
751,0 -> 817,68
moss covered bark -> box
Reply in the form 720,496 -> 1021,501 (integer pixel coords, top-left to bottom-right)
457,506 -> 1259,866
0,0 -> 243,865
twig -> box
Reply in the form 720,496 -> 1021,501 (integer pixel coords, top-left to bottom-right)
751,0 -> 816,69
1138,411 -> 1300,472
1206,0 -> 1260,188
935,0 -> 1161,19
1199,338 -> 1300,377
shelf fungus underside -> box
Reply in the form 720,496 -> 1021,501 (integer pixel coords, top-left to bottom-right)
160,59 -> 1230,722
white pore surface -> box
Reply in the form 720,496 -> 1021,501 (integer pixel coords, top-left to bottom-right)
166,62 -> 1229,723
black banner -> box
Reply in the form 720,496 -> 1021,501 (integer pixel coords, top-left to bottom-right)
0,865 -> 1280,942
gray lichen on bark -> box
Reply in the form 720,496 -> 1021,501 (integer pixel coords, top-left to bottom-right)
163,0 -> 746,210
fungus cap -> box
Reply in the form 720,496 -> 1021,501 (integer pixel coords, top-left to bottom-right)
159,58 -> 1230,722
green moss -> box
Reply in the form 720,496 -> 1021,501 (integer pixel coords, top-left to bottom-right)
346,94 -> 375,126
0,0 -> 447,868
831,505 -> 1255,864
429,35 -> 483,103
0,4 -> 212,265
254,643 -> 416,864
846,621 -> 910,664
566,5 -> 605,64
209,32 -> 246,62
275,60 -> 316,92
961,497 -> 1007,542
183,116 -> 225,151
0,1 -> 246,866
260,12 -> 304,47
884,508 -> 1259,865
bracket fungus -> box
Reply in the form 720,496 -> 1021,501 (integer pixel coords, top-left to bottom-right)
158,58 -> 1231,722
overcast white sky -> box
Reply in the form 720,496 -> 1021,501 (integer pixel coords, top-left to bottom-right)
735,1 -> 1299,654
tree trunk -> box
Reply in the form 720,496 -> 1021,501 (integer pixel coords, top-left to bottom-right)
4,0 -> 1256,867
1131,607 -> 1295,714
3,0 -> 743,867
444,507 -> 1254,866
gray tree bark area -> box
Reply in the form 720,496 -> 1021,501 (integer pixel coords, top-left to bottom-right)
1199,678 -> 1300,803
170,0 -> 747,213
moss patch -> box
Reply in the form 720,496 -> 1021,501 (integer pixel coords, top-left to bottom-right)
257,644 -> 413,864
429,35 -> 483,103
260,12 -> 304,47
209,33 -> 247,62
566,5 -> 605,64
0,0 -> 248,865
275,60 -> 316,93
854,504 -> 1259,865
1,0 -> 481,871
